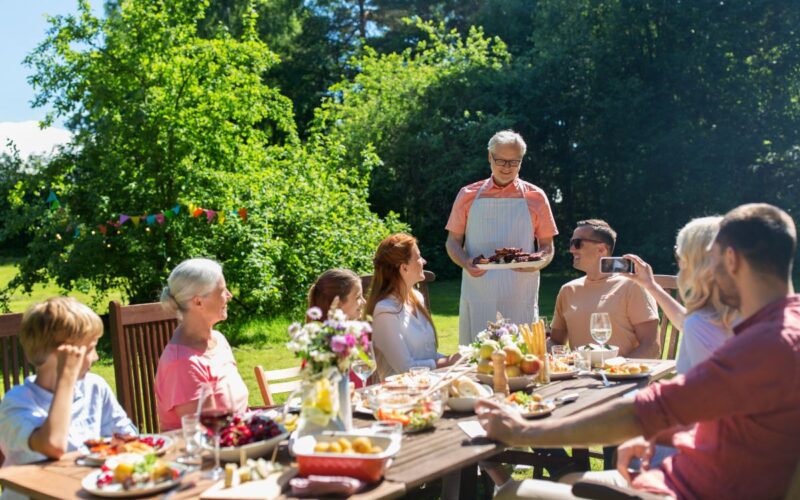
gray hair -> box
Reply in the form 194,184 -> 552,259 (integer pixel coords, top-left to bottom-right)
487,130 -> 527,156
160,258 -> 224,319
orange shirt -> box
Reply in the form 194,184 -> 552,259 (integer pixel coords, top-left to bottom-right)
445,177 -> 558,238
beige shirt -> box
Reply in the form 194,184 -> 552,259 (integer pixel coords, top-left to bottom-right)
551,275 -> 658,356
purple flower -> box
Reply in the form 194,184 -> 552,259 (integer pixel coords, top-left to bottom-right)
344,334 -> 356,348
330,335 -> 349,354
307,307 -> 323,321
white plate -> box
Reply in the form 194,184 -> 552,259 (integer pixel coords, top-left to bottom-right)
81,434 -> 174,466
475,260 -> 548,271
517,401 -> 556,419
593,370 -> 651,380
549,369 -> 579,380
476,373 -> 536,392
81,462 -> 187,498
204,432 -> 288,462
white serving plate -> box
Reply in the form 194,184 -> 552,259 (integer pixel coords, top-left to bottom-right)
475,260 -> 548,271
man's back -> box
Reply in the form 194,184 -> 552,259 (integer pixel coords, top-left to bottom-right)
634,295 -> 800,499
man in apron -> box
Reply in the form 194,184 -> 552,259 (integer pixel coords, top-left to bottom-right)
445,130 -> 558,345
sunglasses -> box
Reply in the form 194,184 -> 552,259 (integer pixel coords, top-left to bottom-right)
569,238 -> 605,249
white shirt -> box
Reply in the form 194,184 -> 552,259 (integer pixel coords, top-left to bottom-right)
372,290 -> 443,380
676,307 -> 733,374
0,372 -> 136,468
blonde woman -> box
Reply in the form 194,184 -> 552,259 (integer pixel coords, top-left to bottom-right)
625,216 -> 735,374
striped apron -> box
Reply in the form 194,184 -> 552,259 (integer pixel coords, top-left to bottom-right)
458,179 -> 539,345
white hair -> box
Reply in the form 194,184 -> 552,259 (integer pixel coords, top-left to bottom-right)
160,258 -> 224,319
487,130 -> 527,156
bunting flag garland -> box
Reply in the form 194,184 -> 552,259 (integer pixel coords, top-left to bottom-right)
44,192 -> 249,245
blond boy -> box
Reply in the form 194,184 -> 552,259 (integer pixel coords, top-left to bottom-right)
0,297 -> 135,467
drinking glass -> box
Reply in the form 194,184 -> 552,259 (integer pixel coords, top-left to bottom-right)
590,312 -> 613,367
177,414 -> 203,467
198,382 -> 234,480
352,343 -> 376,388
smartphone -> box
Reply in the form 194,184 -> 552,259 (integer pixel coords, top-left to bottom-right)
600,257 -> 635,274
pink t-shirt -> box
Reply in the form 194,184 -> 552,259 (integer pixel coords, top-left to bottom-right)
632,295 -> 800,499
445,177 -> 558,239
155,330 -> 249,431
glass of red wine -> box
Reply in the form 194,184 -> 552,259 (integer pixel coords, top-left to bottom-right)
198,381 -> 234,480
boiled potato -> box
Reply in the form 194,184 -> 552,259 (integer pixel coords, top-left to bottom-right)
314,441 -> 331,453
352,437 -> 373,453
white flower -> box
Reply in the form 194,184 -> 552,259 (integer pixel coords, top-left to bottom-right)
307,307 -> 323,321
498,334 -> 515,347
332,309 -> 347,322
458,344 -> 478,360
476,330 -> 491,342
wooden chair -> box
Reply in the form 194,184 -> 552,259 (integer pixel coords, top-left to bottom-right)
0,313 -> 31,395
653,274 -> 681,360
254,365 -> 302,406
360,270 -> 436,314
109,300 -> 178,434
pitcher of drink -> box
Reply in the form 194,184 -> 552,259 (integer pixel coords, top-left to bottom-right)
286,368 -> 351,438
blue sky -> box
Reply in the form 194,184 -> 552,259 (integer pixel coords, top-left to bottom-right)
1,1 -> 104,123
1,1 -> 103,155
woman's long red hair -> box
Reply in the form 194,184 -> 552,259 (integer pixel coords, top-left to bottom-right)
365,233 -> 437,346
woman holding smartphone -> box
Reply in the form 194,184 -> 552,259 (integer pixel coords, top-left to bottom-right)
625,216 -> 735,374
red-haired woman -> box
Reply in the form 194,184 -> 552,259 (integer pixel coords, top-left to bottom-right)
366,233 -> 460,379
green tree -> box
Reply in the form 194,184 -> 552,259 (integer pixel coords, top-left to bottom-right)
3,0 -> 403,314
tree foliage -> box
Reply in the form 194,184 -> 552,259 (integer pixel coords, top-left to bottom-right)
2,0 -> 403,313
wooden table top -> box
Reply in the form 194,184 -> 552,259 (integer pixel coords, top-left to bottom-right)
0,359 -> 675,499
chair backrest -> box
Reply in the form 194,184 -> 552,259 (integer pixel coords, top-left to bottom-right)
253,365 -> 302,406
653,274 -> 681,360
361,270 -> 436,314
0,312 -> 33,395
109,300 -> 178,434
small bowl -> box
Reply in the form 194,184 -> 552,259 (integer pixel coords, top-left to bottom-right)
576,344 -> 619,368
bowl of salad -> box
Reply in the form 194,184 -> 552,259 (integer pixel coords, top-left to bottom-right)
374,389 -> 444,433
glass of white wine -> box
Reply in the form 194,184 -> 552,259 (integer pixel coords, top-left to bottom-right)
352,342 -> 376,387
590,312 -> 613,367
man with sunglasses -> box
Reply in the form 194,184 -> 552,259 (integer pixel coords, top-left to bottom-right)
445,130 -> 558,345
551,219 -> 659,358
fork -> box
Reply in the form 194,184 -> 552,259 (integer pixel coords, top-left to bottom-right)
598,370 -> 612,387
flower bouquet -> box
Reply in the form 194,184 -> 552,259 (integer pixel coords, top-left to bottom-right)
286,305 -> 372,434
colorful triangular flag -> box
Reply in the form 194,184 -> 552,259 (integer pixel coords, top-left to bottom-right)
238,208 -> 248,222
119,214 -> 130,225
46,192 -> 58,203
146,215 -> 156,225
131,216 -> 141,227
156,213 -> 166,224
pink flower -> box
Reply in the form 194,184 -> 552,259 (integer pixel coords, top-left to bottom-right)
330,335 -> 349,354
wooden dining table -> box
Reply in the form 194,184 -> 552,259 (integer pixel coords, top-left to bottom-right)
0,359 -> 675,500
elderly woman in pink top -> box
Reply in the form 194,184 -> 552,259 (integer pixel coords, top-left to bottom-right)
155,258 -> 249,431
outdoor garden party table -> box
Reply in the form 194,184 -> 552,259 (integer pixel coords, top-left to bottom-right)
0,359 -> 675,499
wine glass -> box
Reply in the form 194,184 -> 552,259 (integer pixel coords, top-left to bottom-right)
177,414 -> 202,468
590,312 -> 613,367
198,381 -> 234,481
352,342 -> 376,388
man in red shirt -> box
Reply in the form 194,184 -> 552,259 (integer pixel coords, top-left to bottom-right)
477,203 -> 800,499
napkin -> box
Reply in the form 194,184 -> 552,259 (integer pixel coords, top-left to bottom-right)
458,420 -> 487,439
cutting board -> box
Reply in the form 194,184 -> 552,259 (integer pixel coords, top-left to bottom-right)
200,469 -> 297,499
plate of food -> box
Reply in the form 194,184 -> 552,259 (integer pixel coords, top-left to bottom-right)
594,358 -> 652,380
204,411 -> 289,461
548,356 -> 579,380
382,371 -> 439,390
81,434 -> 174,466
505,392 -> 556,419
473,248 -> 547,271
82,453 -> 187,497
